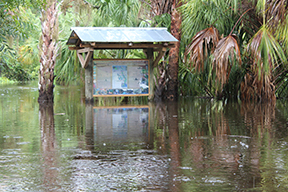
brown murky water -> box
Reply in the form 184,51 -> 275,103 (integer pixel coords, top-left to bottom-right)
1,82 -> 288,191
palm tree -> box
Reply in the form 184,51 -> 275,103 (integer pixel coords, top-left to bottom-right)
166,0 -> 182,101
38,0 -> 60,103
141,0 -> 181,101
241,0 -> 287,102
182,0 -> 288,101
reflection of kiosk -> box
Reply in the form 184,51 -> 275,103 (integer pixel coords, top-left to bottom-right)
93,106 -> 149,143
85,105 -> 153,150
66,27 -> 178,102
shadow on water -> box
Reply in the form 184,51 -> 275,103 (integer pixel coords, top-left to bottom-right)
1,83 -> 288,191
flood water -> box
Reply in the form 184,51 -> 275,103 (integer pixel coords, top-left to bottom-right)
1,82 -> 288,191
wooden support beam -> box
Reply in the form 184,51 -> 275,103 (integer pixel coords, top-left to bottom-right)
76,48 -> 94,68
153,48 -> 167,68
77,47 -> 94,53
147,48 -> 154,101
68,47 -> 79,50
85,51 -> 94,103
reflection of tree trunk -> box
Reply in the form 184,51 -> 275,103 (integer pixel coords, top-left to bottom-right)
240,102 -> 276,188
155,102 -> 167,154
85,104 -> 94,151
39,103 -> 59,191
241,102 -> 275,136
167,101 -> 181,191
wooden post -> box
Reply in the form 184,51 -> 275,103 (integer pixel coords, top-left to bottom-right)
147,48 -> 154,101
85,51 -> 94,103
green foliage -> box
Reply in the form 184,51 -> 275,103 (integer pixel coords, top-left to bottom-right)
2,0 -> 287,101
180,0 -> 239,43
55,10 -> 82,85
1,0 -> 45,9
178,61 -> 205,97
180,0 -> 288,100
91,0 -> 141,27
0,3 -> 40,81
222,64 -> 243,100
153,13 -> 171,29
0,76 -> 15,84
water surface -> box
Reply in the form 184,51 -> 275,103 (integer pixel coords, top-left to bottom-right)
0,83 -> 288,191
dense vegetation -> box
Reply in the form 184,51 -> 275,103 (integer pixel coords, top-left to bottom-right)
0,0 -> 287,102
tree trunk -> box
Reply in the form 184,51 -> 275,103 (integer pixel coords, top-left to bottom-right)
38,1 -> 60,104
166,0 -> 181,101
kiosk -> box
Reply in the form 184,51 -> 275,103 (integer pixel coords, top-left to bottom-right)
66,27 -> 178,102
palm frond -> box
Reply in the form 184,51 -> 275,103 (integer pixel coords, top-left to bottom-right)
267,0 -> 287,27
273,7 -> 288,52
212,34 -> 242,87
247,26 -> 286,74
184,26 -> 219,71
242,25 -> 287,101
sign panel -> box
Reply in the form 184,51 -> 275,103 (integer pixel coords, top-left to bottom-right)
93,59 -> 149,97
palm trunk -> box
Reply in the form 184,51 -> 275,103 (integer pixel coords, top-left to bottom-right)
38,1 -> 60,103
166,0 -> 181,101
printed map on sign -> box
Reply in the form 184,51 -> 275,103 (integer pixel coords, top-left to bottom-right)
112,65 -> 127,89
93,60 -> 149,96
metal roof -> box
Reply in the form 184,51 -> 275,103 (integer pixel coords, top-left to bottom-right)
67,27 -> 178,45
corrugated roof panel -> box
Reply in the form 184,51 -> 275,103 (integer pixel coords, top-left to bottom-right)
157,30 -> 177,41
99,29 -> 130,42
122,30 -> 153,42
76,29 -> 97,42
68,27 -> 178,44
146,30 -> 165,41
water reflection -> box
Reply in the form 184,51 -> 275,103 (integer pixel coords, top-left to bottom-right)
167,102 -> 181,192
164,100 -> 288,191
71,104 -> 169,191
85,104 -> 94,151
1,83 -> 288,191
93,106 -> 149,144
39,103 -> 60,191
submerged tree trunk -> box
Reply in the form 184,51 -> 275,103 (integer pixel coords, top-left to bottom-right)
38,1 -> 60,103
166,0 -> 181,101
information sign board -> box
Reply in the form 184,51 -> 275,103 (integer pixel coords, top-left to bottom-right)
93,59 -> 149,97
